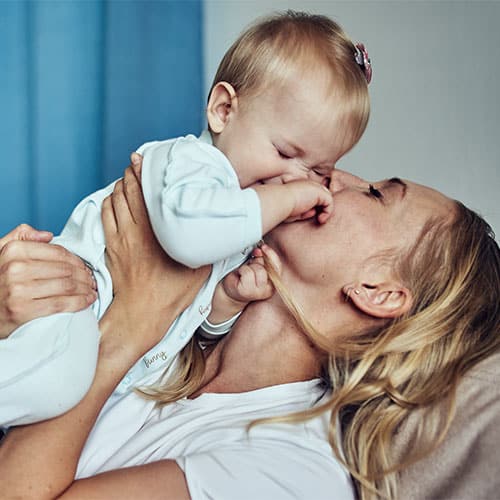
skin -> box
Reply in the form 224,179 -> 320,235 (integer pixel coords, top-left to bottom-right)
206,71 -> 350,231
0,224 -> 97,339
0,162 -> 209,500
0,166 -> 456,499
205,70 -> 354,324
208,74 -> 348,187
206,242 -> 282,324
267,170 -> 456,328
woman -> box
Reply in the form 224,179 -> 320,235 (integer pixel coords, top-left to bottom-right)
1,164 -> 499,499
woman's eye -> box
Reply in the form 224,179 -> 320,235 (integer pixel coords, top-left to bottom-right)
309,170 -> 330,188
369,184 -> 383,199
277,148 -> 291,159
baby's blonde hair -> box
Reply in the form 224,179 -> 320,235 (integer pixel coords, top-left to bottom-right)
209,10 -> 370,154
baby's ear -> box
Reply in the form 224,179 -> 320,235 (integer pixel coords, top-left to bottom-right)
343,281 -> 413,319
206,82 -> 238,133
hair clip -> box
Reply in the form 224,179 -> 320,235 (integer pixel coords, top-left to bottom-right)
354,43 -> 372,84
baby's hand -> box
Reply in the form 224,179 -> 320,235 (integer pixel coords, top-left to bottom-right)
222,244 -> 281,304
283,180 -> 333,224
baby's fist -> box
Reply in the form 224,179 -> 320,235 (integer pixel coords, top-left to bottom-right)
223,244 -> 281,304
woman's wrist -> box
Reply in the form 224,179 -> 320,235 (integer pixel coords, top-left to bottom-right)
98,284 -> 190,371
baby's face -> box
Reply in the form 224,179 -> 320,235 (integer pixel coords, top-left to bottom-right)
212,73 -> 353,189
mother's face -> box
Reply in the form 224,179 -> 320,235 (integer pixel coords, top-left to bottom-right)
266,170 -> 456,298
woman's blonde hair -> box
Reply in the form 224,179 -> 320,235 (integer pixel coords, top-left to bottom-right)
141,201 -> 499,499
317,203 -> 500,499
209,10 -> 370,155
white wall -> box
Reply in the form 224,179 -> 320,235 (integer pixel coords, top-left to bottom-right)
204,1 -> 500,237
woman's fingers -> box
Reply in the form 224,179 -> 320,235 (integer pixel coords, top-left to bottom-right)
101,166 -> 141,241
111,178 -> 134,228
0,224 -> 53,251
101,195 -> 118,241
0,294 -> 93,339
122,166 -> 150,229
130,152 -> 143,167
2,259 -> 95,287
0,240 -> 97,338
35,294 -> 95,315
20,260 -> 95,297
109,167 -> 148,231
10,276 -> 96,302
0,240 -> 88,271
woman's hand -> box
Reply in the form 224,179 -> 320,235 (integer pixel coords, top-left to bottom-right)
0,225 -> 97,339
0,154 -> 209,500
100,156 -> 210,360
0,223 -> 53,248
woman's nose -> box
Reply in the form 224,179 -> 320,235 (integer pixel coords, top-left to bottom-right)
330,169 -> 366,193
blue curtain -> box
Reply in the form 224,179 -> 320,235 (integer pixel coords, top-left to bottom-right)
0,0 -> 203,235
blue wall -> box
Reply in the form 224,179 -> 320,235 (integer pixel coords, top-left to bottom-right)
0,0 -> 203,235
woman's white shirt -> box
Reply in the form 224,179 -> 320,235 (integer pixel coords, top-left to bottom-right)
77,379 -> 354,500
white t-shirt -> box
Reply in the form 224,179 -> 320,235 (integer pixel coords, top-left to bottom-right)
77,379 -> 354,500
0,131 -> 261,426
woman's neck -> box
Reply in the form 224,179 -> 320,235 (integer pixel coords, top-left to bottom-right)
195,298 -> 321,396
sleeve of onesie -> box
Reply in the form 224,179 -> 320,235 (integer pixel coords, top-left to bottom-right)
0,307 -> 100,427
139,137 -> 262,269
176,443 -> 355,500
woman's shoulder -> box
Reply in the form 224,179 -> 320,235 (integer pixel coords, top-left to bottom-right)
395,349 -> 500,499
462,348 -> 500,387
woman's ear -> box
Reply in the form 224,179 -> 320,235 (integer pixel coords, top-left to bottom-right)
206,82 -> 238,134
343,281 -> 413,319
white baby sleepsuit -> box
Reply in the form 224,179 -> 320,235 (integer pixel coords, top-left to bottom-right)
0,131 -> 262,426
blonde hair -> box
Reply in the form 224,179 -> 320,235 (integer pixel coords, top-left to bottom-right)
209,10 -> 370,154
140,202 -> 499,499
265,203 -> 500,499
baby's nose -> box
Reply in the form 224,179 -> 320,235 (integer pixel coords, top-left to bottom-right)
330,169 -> 366,193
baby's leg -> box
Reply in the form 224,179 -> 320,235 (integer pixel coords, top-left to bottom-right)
0,307 -> 100,427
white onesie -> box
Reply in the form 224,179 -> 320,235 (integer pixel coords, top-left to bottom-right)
0,131 -> 262,426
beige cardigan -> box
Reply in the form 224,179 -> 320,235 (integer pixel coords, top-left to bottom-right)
394,350 -> 500,499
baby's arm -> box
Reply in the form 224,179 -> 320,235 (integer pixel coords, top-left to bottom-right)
140,138 -> 262,269
205,244 -> 281,327
140,138 -> 333,269
252,180 -> 333,234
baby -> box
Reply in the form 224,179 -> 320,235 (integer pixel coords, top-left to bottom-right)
0,10 -> 371,426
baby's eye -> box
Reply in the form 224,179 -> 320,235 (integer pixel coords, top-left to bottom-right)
369,184 -> 383,199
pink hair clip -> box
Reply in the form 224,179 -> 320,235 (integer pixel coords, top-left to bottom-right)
354,43 -> 372,84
